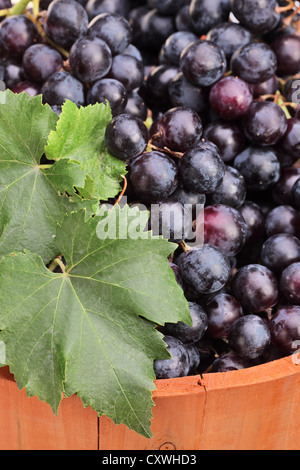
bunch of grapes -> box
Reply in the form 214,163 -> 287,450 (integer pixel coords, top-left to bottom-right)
0,0 -> 300,378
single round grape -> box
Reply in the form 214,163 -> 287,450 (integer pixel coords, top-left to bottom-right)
178,141 -> 225,194
148,199 -> 192,244
168,72 -> 209,115
272,167 -> 300,206
203,121 -> 245,163
22,44 -> 63,84
153,335 -> 191,379
180,245 -> 231,295
122,43 -> 142,62
231,264 -> 278,314
230,0 -> 277,34
243,101 -> 288,146
233,146 -> 280,191
280,262 -> 300,306
45,0 -> 89,50
4,60 -> 25,89
87,12 -> 132,56
205,293 -> 244,340
202,204 -> 248,257
239,201 -> 265,244
123,92 -> 147,121
228,315 -> 271,361
206,21 -> 253,61
269,305 -> 300,355
107,53 -> 144,92
292,179 -> 300,210
129,151 -> 179,204
41,71 -> 85,107
0,15 -> 38,58
161,31 -> 198,66
138,8 -> 176,52
180,40 -> 227,88
189,0 -> 230,35
275,119 -> 300,165
69,36 -> 112,83
261,233 -> 300,274
265,205 -> 300,238
105,113 -> 148,161
271,35 -> 300,76
206,165 -> 247,209
85,0 -> 130,20
209,76 -> 253,121
211,352 -> 250,373
249,74 -> 279,98
150,106 -> 203,153
86,78 -> 127,116
146,65 -> 179,101
230,42 -> 277,85
162,302 -> 208,344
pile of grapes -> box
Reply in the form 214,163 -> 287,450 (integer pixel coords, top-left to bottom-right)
1,0 -> 300,379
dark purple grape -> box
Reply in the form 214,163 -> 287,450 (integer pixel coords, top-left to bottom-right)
275,119 -> 300,165
292,178 -> 300,209
0,15 -> 38,58
239,201 -> 265,244
261,233 -> 300,274
180,40 -> 227,88
86,78 -> 127,115
265,205 -> 300,238
175,5 -> 192,32
150,106 -> 203,153
228,315 -> 271,361
45,0 -> 89,50
206,165 -> 247,209
12,81 -> 40,96
231,264 -> 279,314
22,44 -> 63,84
154,335 -> 191,379
162,302 -> 208,344
106,53 -> 144,92
168,72 -> 209,115
271,35 -> 300,76
161,31 -> 198,66
186,343 -> 201,374
202,204 -> 248,257
105,113 -> 148,161
230,42 -> 277,85
123,91 -> 147,121
69,36 -> 112,83
85,0 -> 130,20
122,44 -> 142,62
243,101 -> 288,146
148,0 -> 187,16
87,13 -> 132,56
189,0 -> 230,35
146,65 -> 179,101
171,185 -> 206,220
211,351 -> 250,372
178,141 -> 225,194
203,121 -> 245,163
269,305 -> 300,355
4,59 -> 25,88
230,0 -> 277,34
206,21 -> 253,61
180,245 -> 231,295
205,293 -> 244,340
129,151 -> 179,203
148,199 -> 192,243
209,76 -> 253,121
233,146 -> 280,191
41,71 -> 85,107
272,167 -> 300,206
249,74 -> 279,98
138,9 -> 176,52
280,262 -> 300,306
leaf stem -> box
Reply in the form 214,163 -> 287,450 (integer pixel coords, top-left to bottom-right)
7,0 -> 32,16
48,257 -> 66,273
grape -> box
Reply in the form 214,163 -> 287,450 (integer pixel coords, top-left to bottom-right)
150,107 -> 203,153
275,119 -> 300,166
206,21 -> 253,61
4,60 -> 25,89
249,75 -> 279,98
161,302 -> 208,344
153,335 -> 191,379
129,151 -> 179,204
146,65 -> 179,102
271,35 -> 300,77
171,185 -> 206,220
178,141 -> 225,194
147,0 -> 187,16
272,167 -> 300,206
230,0 -> 277,34
243,101 -> 288,147
180,40 -> 227,88
206,165 -> 247,209
261,233 -> 300,274
69,37 -> 112,83
123,92 -> 147,121
41,71 -> 85,107
265,205 -> 300,238
201,204 -> 248,257
280,263 -> 300,306
160,31 -> 198,66
231,264 -> 278,314
186,343 -> 201,374
12,81 -> 40,96
85,0 -> 130,20
203,121 -> 245,163
168,72 -> 209,115
86,78 -> 127,116
22,44 -> 63,84
44,0 -> 89,50
138,8 -> 176,52
148,199 -> 192,244
205,293 -> 243,340
175,5 -> 192,32
228,315 -> 271,361
122,44 -> 142,62
233,146 -> 280,191
87,13 -> 132,56
292,179 -> 300,210
211,352 -> 250,372
0,15 -> 38,58
209,76 -> 253,121
107,54 -> 144,92
230,42 -> 277,85
269,305 -> 300,355
180,245 -> 231,295
189,0 -> 230,35
104,113 -> 148,161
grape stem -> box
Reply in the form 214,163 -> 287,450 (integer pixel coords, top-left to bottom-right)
179,241 -> 190,253
48,256 -> 65,273
275,0 -> 299,13
113,175 -> 128,207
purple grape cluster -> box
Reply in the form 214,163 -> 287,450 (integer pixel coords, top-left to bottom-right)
0,0 -> 300,379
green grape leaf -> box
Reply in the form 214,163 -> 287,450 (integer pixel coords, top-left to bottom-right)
45,100 -> 127,201
0,90 -> 98,264
0,206 -> 191,438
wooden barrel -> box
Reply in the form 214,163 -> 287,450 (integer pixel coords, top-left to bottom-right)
0,355 -> 299,450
